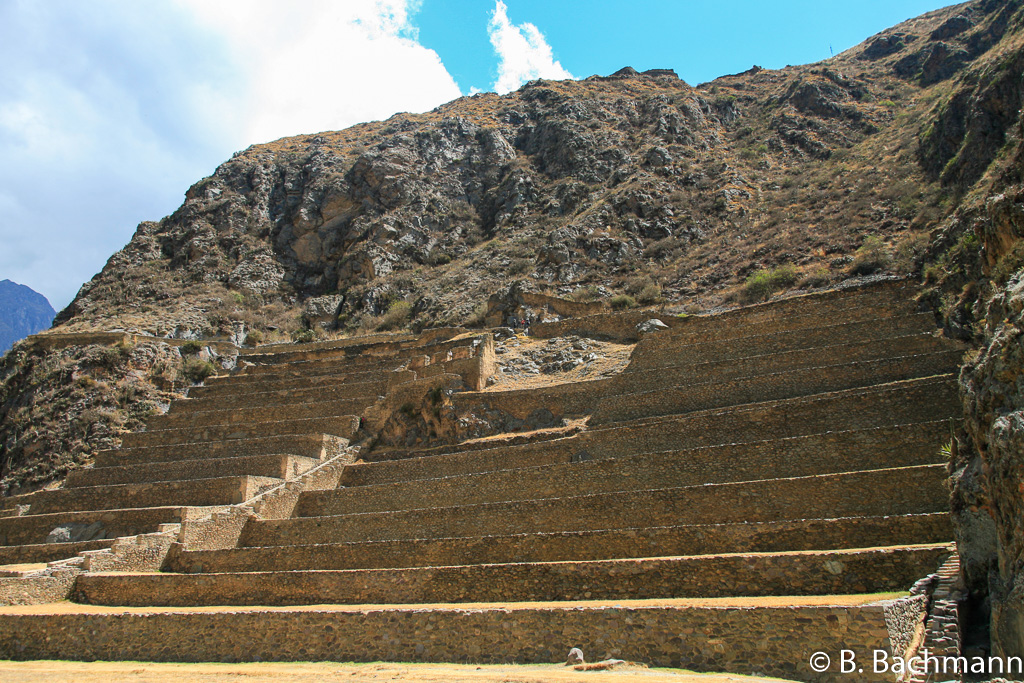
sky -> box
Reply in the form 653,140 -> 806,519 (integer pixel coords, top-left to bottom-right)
0,0 -> 956,312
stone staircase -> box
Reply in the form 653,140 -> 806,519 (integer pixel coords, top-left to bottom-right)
0,329 -> 485,567
0,280 -> 965,682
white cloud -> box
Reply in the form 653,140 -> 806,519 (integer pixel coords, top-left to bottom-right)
0,0 -> 462,310
177,0 -> 461,144
488,0 -> 574,95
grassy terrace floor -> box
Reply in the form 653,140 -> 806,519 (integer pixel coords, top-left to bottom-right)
0,660 -> 800,682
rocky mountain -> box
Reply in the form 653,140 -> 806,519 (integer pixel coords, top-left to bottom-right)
3,0 -> 1024,660
0,280 -> 54,354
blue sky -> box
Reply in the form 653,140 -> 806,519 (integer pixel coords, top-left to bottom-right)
0,0 -> 955,313
418,0 -> 956,91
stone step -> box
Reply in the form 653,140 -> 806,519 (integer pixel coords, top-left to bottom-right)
192,370 -> 370,395
0,539 -> 115,566
66,454 -> 320,488
592,350 -> 961,425
243,332 -> 420,364
75,544 -> 950,607
311,422 -> 948,515
119,416 -> 360,449
244,465 -> 947,547
347,437 -> 573,487
658,280 -> 920,345
24,476 -> 281,516
615,332 -> 953,395
353,378 -> 958,488
178,379 -> 387,411
242,330 -> 468,365
205,362 -> 394,391
97,434 -> 345,468
584,375 -> 959,458
0,507 -> 204,547
234,337 -> 482,382
0,596 -> 919,680
629,313 -> 936,371
148,397 -> 378,431
171,512 -> 952,574
238,352 -> 410,378
242,331 -> 477,368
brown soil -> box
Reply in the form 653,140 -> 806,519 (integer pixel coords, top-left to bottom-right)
0,660 -> 799,682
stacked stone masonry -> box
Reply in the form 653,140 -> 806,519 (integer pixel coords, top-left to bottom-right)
0,280 -> 966,682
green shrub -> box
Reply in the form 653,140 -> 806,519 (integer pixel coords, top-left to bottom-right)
427,249 -> 452,266
291,329 -> 316,344
636,282 -> 663,304
609,294 -> 636,310
245,329 -> 264,346
570,285 -> 600,302
892,232 -> 932,274
182,358 -> 216,384
741,265 -> 798,303
179,340 -> 203,356
379,300 -> 413,331
848,236 -> 891,275
798,267 -> 831,289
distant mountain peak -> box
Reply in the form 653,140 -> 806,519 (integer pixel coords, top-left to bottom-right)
0,280 -> 56,354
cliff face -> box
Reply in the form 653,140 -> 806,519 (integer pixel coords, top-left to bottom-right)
0,280 -> 54,355
55,2 -> 1015,340
4,0 -> 1024,657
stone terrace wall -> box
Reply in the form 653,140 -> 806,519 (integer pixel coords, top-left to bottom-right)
168,514 -> 951,574
246,466 -> 946,546
451,378 -> 615,427
77,546 -> 949,606
0,598 -> 924,682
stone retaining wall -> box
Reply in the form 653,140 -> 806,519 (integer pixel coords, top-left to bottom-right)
305,425 -> 947,516
76,546 -> 949,607
170,513 -> 952,574
150,396 -> 378,429
582,378 -> 959,456
67,454 -> 318,489
0,507 -> 196,546
120,415 -> 360,448
0,599 -> 923,682
592,351 -> 961,425
0,568 -> 79,606
96,434 -> 347,468
26,476 -> 280,515
451,378 -> 615,425
614,333 -> 949,394
249,465 -> 947,546
627,314 -> 935,371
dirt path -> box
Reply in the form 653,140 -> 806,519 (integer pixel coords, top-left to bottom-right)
0,660 -> 799,682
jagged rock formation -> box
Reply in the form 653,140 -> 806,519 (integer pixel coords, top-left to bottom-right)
0,280 -> 54,354
51,0 -> 1020,340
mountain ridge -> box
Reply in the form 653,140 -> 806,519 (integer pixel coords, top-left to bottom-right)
0,279 -> 55,354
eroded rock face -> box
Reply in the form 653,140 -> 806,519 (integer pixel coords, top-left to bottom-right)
958,274 -> 1024,658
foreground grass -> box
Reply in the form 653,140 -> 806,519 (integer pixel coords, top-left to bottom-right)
0,660 -> 800,682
